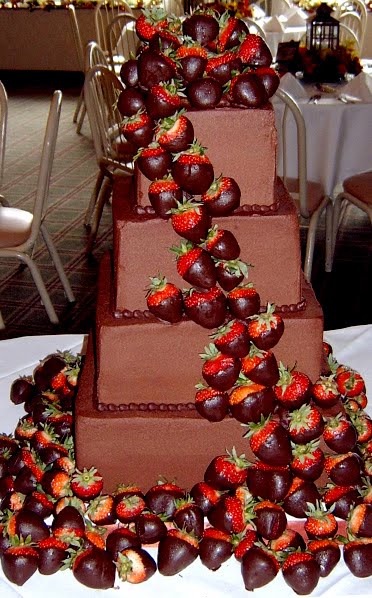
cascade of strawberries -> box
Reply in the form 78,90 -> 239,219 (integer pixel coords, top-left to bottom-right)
0,7 -> 372,595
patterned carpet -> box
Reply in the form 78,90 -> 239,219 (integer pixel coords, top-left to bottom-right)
0,74 -> 371,339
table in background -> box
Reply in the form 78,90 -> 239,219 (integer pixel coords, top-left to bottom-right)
0,326 -> 372,596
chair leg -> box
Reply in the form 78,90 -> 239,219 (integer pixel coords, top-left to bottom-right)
84,170 -> 105,229
324,201 -> 334,273
303,210 -> 321,282
16,252 -> 59,324
86,177 -> 112,254
73,89 -> 84,124
76,103 -> 86,135
331,195 -> 345,266
40,224 -> 76,304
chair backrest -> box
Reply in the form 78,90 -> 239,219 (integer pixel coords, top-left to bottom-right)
0,80 -> 7,192
335,0 -> 367,46
162,0 -> 184,17
84,65 -> 132,173
242,17 -> 267,40
68,4 -> 85,72
94,0 -> 134,53
338,21 -> 361,54
31,90 -> 62,244
275,88 -> 309,219
85,40 -> 110,73
106,13 -> 139,69
338,11 -> 363,46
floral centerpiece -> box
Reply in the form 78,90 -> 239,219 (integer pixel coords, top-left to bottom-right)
297,43 -> 362,82
205,0 -> 252,18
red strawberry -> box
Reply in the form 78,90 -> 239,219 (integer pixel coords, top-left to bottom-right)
215,13 -> 246,52
244,415 -> 292,466
241,344 -> 279,387
199,527 -> 232,570
241,545 -> 280,591
202,224 -> 240,261
205,51 -> 242,85
352,412 -> 372,444
69,547 -> 116,589
201,176 -> 241,217
247,303 -> 284,350
323,484 -> 361,519
290,440 -> 325,481
282,551 -> 320,594
207,495 -> 246,534
274,363 -> 311,410
336,368 -> 365,397
38,537 -> 68,575
146,80 -> 182,120
70,467 -> 103,500
288,403 -> 324,444
183,286 -> 227,329
148,175 -> 182,219
348,503 -> 372,537
171,240 -> 217,289
204,447 -> 249,491
323,413 -> 358,453
86,494 -> 117,526
324,452 -> 362,486
170,198 -> 211,244
233,528 -> 258,560
307,538 -> 341,577
194,383 -> 229,422
189,481 -> 222,514
343,537 -> 372,577
201,343 -> 241,391
227,282 -> 261,320
135,142 -> 172,181
146,274 -> 183,323
1,542 -> 39,586
215,259 -> 249,292
253,499 -> 287,540
115,493 -> 146,523
229,375 -> 277,424
238,33 -> 272,66
157,527 -> 199,575
171,141 -> 214,195
41,469 -> 71,499
116,547 -> 157,583
269,528 -> 306,552
304,500 -> 338,539
135,7 -> 168,42
155,111 -> 194,153
121,110 -> 154,148
211,320 -> 250,358
247,460 -> 292,503
311,374 -> 341,409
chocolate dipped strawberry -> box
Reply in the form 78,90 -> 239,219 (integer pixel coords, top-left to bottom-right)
253,499 -> 287,540
157,527 -> 199,575
255,66 -> 280,97
189,481 -> 222,515
269,528 -> 306,552
323,484 -> 362,520
229,71 -> 269,108
324,452 -> 362,486
183,286 -> 227,329
307,538 -> 341,577
227,282 -> 261,320
343,538 -> 372,577
122,110 -> 154,148
241,545 -> 280,591
182,11 -> 219,46
241,345 -> 279,387
201,175 -> 241,216
238,33 -> 272,67
204,447 -> 249,491
134,512 -> 167,545
283,477 -> 321,518
116,547 -> 157,584
207,495 -> 246,534
216,259 -> 249,291
86,494 -> 116,527
146,274 -> 183,323
247,303 -> 284,350
69,547 -> 116,590
137,48 -> 176,90
173,496 -> 204,539
205,51 -> 242,85
145,80 -> 183,120
202,224 -> 240,261
311,374 -> 341,409
274,362 -> 311,410
282,551 -> 320,595
201,343 -> 241,391
135,6 -> 168,43
170,198 -> 211,243
117,88 -> 146,117
135,142 -> 172,181
148,175 -> 182,218
171,240 -> 217,289
214,13 -> 248,52
145,481 -> 184,518
38,537 -> 69,575
155,111 -> 194,153
187,76 -> 223,110
348,503 -> 372,538
244,415 -> 292,466
199,528 -> 232,570
175,42 -> 208,83
287,403 -> 324,444
1,542 -> 39,586
120,58 -> 139,88
172,141 -> 214,195
194,383 -> 229,422
106,528 -> 141,561
323,414 -> 358,453
304,500 -> 338,539
290,440 -> 325,481
247,460 -> 292,502
229,375 -> 276,424
211,320 -> 250,358
10,376 -> 35,406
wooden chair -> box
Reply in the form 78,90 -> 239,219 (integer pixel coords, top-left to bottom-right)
83,65 -> 134,253
332,171 -> 372,266
94,0 -> 134,56
106,13 -> 139,72
0,91 -> 75,325
275,88 -> 333,282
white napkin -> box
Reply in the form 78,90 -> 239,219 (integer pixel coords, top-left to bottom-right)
263,15 -> 285,33
278,72 -> 309,99
341,72 -> 372,102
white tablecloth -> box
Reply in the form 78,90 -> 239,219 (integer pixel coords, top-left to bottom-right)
272,93 -> 372,196
0,328 -> 372,597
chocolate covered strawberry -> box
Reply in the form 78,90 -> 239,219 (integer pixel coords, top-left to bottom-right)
304,500 -> 338,539
146,80 -> 183,120
233,528 -> 258,561
134,512 -> 167,545
145,481 -> 184,517
187,76 -> 223,110
189,481 -> 222,514
216,259 -> 249,292
135,142 -> 172,181
171,141 -> 214,195
288,403 -> 324,444
182,11 -> 219,46
120,58 -> 139,88
171,240 -> 216,289
269,528 -> 306,552
204,447 -> 249,491
1,541 -> 39,586
283,477 -> 321,518
241,545 -> 280,591
307,538 -> 341,577
229,375 -> 276,424
324,452 -> 362,486
207,494 -> 246,534
241,345 -> 279,386
183,286 -> 227,329
336,368 -> 365,397
253,500 -> 287,540
247,303 -> 284,350
173,495 -> 204,539
201,343 -> 241,391
201,176 -> 241,216
116,547 -> 157,584
211,320 -> 250,358
311,374 -> 341,409
117,88 -> 146,118
274,362 -> 311,410
323,414 -> 358,453
247,460 -> 292,502
122,110 -> 154,148
205,51 -> 242,85
137,48 -> 176,90
106,528 -> 141,561
155,111 -> 194,153
194,383 -> 229,422
38,537 -> 69,575
282,551 -> 320,594
255,66 -> 280,97
202,224 -> 240,261
86,494 -> 116,526
68,547 -> 116,590
175,42 -> 208,83
135,6 -> 168,42
290,440 -> 325,481
343,537 -> 372,578
146,274 -> 183,323
199,527 -> 232,570
323,483 -> 361,520
148,175 -> 182,219
214,12 -> 248,52
229,71 -> 269,108
170,198 -> 211,243
244,415 -> 292,466
157,527 -> 199,575
348,503 -> 372,537
238,33 -> 272,67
